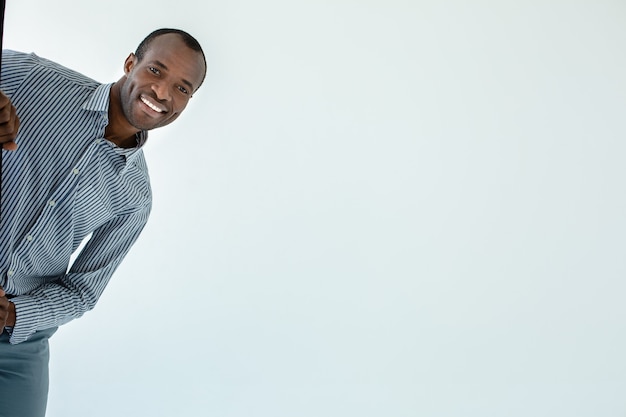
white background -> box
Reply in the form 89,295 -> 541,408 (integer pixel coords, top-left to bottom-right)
4,1 -> 626,416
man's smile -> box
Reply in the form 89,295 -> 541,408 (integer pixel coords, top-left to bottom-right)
140,95 -> 167,114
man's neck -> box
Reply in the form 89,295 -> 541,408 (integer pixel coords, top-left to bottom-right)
105,130 -> 138,148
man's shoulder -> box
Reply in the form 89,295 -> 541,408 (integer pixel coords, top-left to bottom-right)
3,49 -> 100,88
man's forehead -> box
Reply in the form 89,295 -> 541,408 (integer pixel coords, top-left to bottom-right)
144,35 -> 202,63
145,33 -> 188,54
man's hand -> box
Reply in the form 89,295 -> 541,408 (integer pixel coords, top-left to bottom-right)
0,90 -> 20,151
0,287 -> 16,328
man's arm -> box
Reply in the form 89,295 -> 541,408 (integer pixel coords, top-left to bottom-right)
0,50 -> 41,150
8,206 -> 150,344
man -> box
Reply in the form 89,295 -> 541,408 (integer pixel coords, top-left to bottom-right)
0,28 -> 207,416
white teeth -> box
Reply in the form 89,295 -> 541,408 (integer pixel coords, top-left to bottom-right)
141,96 -> 164,113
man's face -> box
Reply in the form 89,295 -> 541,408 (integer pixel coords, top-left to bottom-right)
119,33 -> 205,131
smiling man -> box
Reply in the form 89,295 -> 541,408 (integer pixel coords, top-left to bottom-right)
109,30 -> 206,145
0,28 -> 206,417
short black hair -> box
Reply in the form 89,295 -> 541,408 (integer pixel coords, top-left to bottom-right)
135,28 -> 207,90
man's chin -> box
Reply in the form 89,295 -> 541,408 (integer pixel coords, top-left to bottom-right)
129,115 -> 164,132
128,107 -> 177,131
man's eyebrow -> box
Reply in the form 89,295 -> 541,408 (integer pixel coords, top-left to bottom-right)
150,60 -> 195,91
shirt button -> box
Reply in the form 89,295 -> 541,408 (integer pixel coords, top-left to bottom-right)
7,270 -> 14,277
48,200 -> 57,207
73,168 -> 80,175
26,235 -> 33,241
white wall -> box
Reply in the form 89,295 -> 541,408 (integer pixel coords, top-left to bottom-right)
4,1 -> 626,416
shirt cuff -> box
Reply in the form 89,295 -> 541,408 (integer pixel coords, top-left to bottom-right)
7,295 -> 40,344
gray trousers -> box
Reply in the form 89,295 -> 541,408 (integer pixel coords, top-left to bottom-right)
0,327 -> 57,417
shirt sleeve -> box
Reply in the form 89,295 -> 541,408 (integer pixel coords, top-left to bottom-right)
7,205 -> 151,344
0,50 -> 37,97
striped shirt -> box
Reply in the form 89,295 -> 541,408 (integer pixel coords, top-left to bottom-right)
0,50 -> 152,344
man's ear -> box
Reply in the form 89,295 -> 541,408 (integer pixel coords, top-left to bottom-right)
123,53 -> 138,75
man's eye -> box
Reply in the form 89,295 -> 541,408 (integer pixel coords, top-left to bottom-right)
178,86 -> 189,95
149,67 -> 160,75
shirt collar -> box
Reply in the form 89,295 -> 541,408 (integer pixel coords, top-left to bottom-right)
113,131 -> 148,161
82,83 -> 112,112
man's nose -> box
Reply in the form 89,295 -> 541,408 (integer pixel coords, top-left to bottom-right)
152,82 -> 171,101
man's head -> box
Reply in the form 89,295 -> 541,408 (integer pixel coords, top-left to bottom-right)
117,28 -> 207,132
134,29 -> 207,89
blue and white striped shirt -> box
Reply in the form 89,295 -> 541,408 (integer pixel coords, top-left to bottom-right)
0,50 -> 152,344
